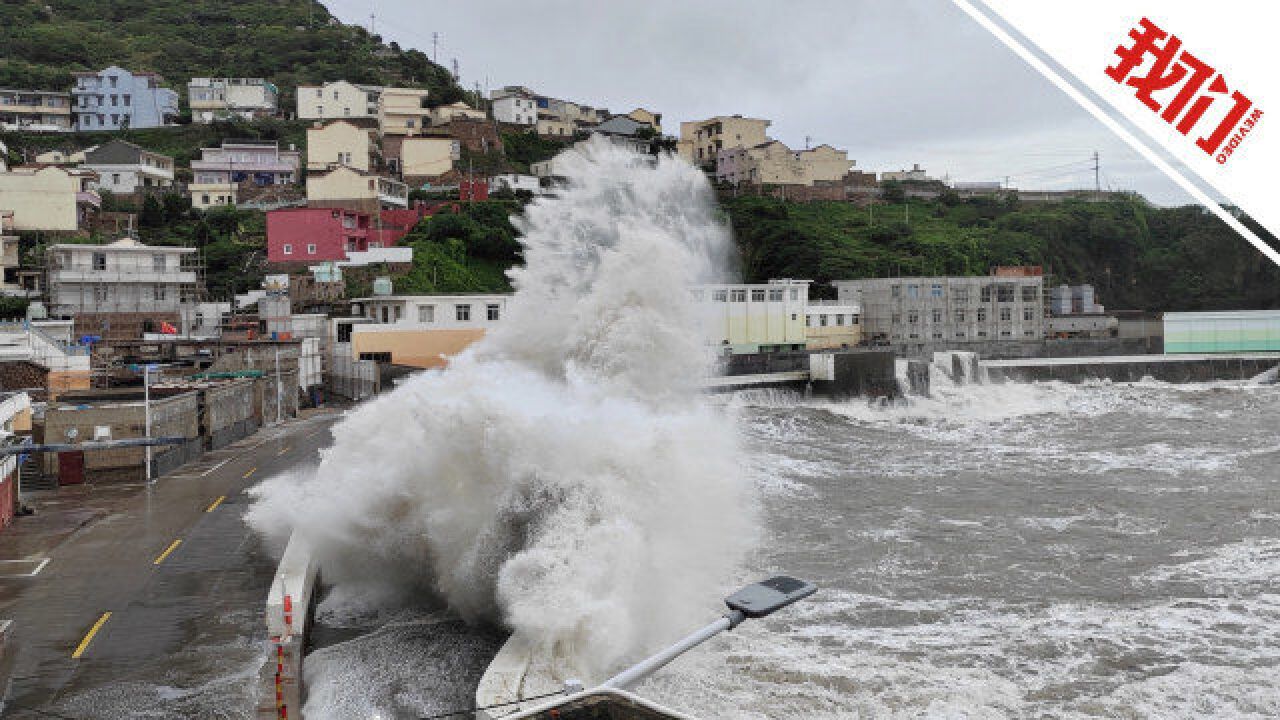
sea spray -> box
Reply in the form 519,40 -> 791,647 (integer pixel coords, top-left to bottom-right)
247,138 -> 757,678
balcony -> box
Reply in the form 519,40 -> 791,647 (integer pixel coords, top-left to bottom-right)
376,177 -> 409,208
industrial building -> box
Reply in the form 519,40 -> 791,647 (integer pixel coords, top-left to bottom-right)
1164,310 -> 1280,353
834,267 -> 1045,356
805,302 -> 862,349
695,279 -> 810,354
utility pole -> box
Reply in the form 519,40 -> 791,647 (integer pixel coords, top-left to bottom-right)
1092,150 -> 1100,198
275,347 -> 283,424
143,364 -> 153,484
369,12 -> 376,35
432,32 -> 439,63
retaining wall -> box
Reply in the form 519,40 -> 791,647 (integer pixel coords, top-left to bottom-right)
808,350 -> 898,399
204,379 -> 258,450
41,391 -> 200,480
983,353 -> 1280,384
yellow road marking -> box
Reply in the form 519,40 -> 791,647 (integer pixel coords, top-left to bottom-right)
153,539 -> 182,565
243,467 -> 256,479
277,446 -> 290,456
72,612 -> 112,659
205,495 -> 226,513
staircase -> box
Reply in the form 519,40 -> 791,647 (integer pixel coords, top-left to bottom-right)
18,453 -> 57,494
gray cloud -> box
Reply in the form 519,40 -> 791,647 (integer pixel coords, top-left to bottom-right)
329,0 -> 1192,204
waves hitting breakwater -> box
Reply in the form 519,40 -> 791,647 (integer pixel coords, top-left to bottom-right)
246,139 -> 756,696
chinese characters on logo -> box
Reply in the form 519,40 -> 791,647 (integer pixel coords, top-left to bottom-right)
1106,18 -> 1263,165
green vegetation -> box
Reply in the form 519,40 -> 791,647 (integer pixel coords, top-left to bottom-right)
391,201 -> 521,294
0,0 -> 465,110
723,194 -> 1280,310
500,131 -> 570,173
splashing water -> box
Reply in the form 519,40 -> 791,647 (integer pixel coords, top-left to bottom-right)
247,138 -> 756,681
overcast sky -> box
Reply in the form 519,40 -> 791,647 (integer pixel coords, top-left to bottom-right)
326,0 -> 1193,205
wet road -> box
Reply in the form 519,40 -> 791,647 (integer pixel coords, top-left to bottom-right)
0,410 -> 341,719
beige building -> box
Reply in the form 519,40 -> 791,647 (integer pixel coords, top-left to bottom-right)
536,116 -> 575,138
400,137 -> 458,180
0,165 -> 99,232
678,115 -> 771,166
349,294 -> 510,368
34,147 -> 94,165
187,78 -> 278,123
805,303 -> 862,349
296,80 -> 381,120
306,120 -> 375,172
0,88 -> 73,131
625,108 -> 662,133
378,87 -> 432,136
430,101 -> 486,125
306,165 -> 408,210
717,141 -> 852,187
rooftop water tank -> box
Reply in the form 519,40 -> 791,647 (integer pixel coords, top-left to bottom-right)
372,277 -> 393,296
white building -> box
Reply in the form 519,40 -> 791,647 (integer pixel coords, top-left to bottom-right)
187,78 -> 279,123
490,87 -> 537,126
80,139 -> 174,194
694,279 -> 810,354
44,238 -> 200,319
490,173 -> 542,195
296,80 -> 382,120
347,294 -> 512,368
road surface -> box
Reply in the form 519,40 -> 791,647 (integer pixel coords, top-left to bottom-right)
0,409 -> 342,719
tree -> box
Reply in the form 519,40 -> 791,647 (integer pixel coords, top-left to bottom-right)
139,195 -> 164,228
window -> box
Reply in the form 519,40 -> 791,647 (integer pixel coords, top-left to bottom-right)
730,289 -> 747,302
201,194 -> 210,205
1023,308 -> 1035,321
819,314 -> 828,327
153,254 -> 165,271
154,285 -> 166,301
406,119 -> 415,128
1000,307 -> 1012,322
1001,329 -> 1012,337
789,288 -> 799,301
955,310 -> 965,323
907,311 -> 919,324
1022,285 -> 1038,302
930,284 -> 944,298
282,244 -> 293,255
805,315 -> 813,327
343,107 -> 351,116
892,313 -> 901,324
110,95 -> 118,107
977,308 -> 988,322
956,331 -> 966,338
122,95 -> 130,106
359,352 -> 393,363
418,305 -> 435,322
111,173 -> 120,184
92,252 -> 106,270
933,332 -> 943,339
455,304 -> 471,321
997,284 -> 1015,303
907,285 -> 919,298
337,322 -> 354,343
712,289 -> 727,302
93,286 -> 108,302
768,289 -> 783,302
751,289 -> 765,302
315,106 -> 323,116
487,304 -> 501,321
980,285 -> 993,303
315,89 -> 323,98
306,243 -> 317,254
932,309 -> 942,323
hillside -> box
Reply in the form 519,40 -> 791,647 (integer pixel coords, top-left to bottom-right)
723,194 -> 1280,311
0,0 -> 465,111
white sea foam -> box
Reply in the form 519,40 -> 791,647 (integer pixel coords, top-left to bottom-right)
247,139 -> 756,681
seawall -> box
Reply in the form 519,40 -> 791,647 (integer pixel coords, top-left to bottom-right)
982,352 -> 1280,383
705,350 -> 899,398
257,532 -> 319,720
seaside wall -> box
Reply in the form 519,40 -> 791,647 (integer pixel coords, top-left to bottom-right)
984,354 -> 1280,384
809,350 -> 898,398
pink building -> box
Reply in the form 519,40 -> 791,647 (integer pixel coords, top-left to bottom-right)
266,205 -> 428,264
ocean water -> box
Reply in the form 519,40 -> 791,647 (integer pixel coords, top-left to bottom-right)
636,371 -> 1280,719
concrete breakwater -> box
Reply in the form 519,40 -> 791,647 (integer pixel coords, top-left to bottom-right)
983,352 -> 1280,384
706,349 -> 899,398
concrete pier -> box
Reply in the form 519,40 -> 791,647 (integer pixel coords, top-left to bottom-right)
704,350 -> 899,398
982,352 -> 1280,384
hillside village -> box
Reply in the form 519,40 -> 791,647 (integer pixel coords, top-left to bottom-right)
0,2 -> 1278,505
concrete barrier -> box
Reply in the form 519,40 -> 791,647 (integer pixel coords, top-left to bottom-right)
474,632 -> 586,719
982,352 -> 1280,384
257,532 -> 319,720
0,619 -> 14,710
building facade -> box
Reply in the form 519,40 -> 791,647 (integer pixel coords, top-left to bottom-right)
834,268 -> 1045,354
306,120 -> 374,172
695,279 -> 809,354
678,115 -> 771,166
71,66 -> 179,131
378,87 -> 432,136
296,81 -> 381,120
266,206 -> 424,264
717,141 -> 852,186
398,137 -> 458,180
187,78 -> 279,123
0,88 -> 73,132
805,303 -> 862,349
190,140 -> 301,209
0,165 -> 100,232
1164,310 -> 1280,353
430,101 -> 486,125
490,86 -> 537,125
305,165 -> 408,211
348,293 -> 510,368
45,238 -> 202,338
81,139 -> 175,194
